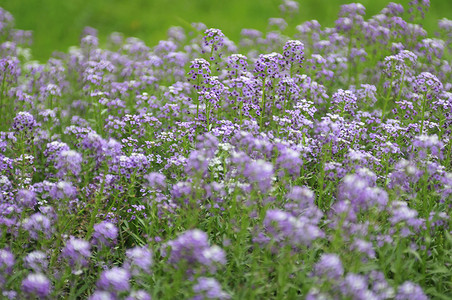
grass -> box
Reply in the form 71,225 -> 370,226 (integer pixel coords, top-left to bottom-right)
1,0 -> 452,60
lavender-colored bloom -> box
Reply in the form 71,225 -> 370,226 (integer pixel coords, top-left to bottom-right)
62,236 -> 91,267
126,290 -> 152,300
338,172 -> 388,212
97,267 -> 131,293
0,248 -> 14,285
413,72 -> 443,99
313,253 -> 344,281
15,189 -> 37,208
381,2 -> 404,16
23,251 -> 48,272
185,150 -> 210,176
279,0 -> 299,16
395,281 -> 428,300
22,213 -> 53,240
268,18 -> 288,31
11,111 -> 39,133
21,273 -> 52,298
143,172 -> 166,190
408,0 -> 430,20
163,229 -> 226,274
192,277 -> 230,300
369,271 -> 394,299
124,246 -> 153,275
44,141 -> 70,161
331,89 -> 357,115
383,50 -> 417,78
89,290 -> 118,300
2,291 -> 17,300
410,134 -> 443,160
389,201 -> 424,231
351,239 -> 375,259
49,181 -> 77,200
282,40 -> 304,74
305,288 -> 330,300
203,28 -> 225,59
188,58 -> 211,89
92,221 -> 118,247
284,186 -> 322,222
243,159 -> 274,193
55,150 -> 83,178
276,147 -> 303,178
225,54 -> 248,79
340,273 -> 376,300
199,245 -> 227,268
254,53 -> 284,79
262,209 -> 324,247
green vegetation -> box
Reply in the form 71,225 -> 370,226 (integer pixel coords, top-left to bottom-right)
1,0 -> 451,60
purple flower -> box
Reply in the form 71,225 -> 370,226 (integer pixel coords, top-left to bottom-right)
331,89 -> 357,115
340,273 -> 376,299
261,209 -> 324,247
23,251 -> 48,272
144,172 -> 166,190
243,159 -> 274,193
55,150 -> 83,179
254,53 -> 284,79
89,290 -> 118,300
10,111 -> 40,133
92,221 -> 118,247
188,58 -> 211,89
2,291 -> 17,300
268,18 -> 288,31
97,267 -> 131,293
124,246 -> 153,275
313,253 -> 344,281
22,213 -> 53,240
15,189 -> 37,208
282,40 -> 304,74
202,28 -> 225,59
21,273 -> 52,298
49,181 -> 77,200
396,281 -> 428,300
389,201 -> 425,235
192,277 -> 230,300
351,239 -> 375,259
126,290 -> 152,300
338,173 -> 388,212
279,0 -> 299,15
276,147 -> 303,178
0,248 -> 14,286
163,229 -> 226,274
413,72 -> 443,99
62,236 -> 91,267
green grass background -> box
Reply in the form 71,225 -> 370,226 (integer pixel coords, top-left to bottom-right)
1,0 -> 452,60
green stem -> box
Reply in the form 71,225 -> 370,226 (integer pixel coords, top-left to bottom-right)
260,78 -> 266,128
0,74 -> 6,129
420,94 -> 428,134
86,170 -> 108,239
382,81 -> 393,122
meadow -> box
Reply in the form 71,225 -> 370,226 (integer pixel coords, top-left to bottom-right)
1,0 -> 452,299
1,0 -> 452,60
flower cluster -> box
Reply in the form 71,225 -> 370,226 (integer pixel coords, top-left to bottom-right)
0,1 -> 451,298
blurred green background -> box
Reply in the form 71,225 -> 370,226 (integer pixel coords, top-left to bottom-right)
1,0 -> 451,61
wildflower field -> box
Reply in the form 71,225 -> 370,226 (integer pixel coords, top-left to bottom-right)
1,0 -> 452,299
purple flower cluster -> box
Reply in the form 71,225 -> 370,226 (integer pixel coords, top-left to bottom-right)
62,236 -> 91,268
0,1 -> 450,298
21,272 -> 52,298
192,277 -> 230,300
162,229 -> 226,274
92,221 -> 118,247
